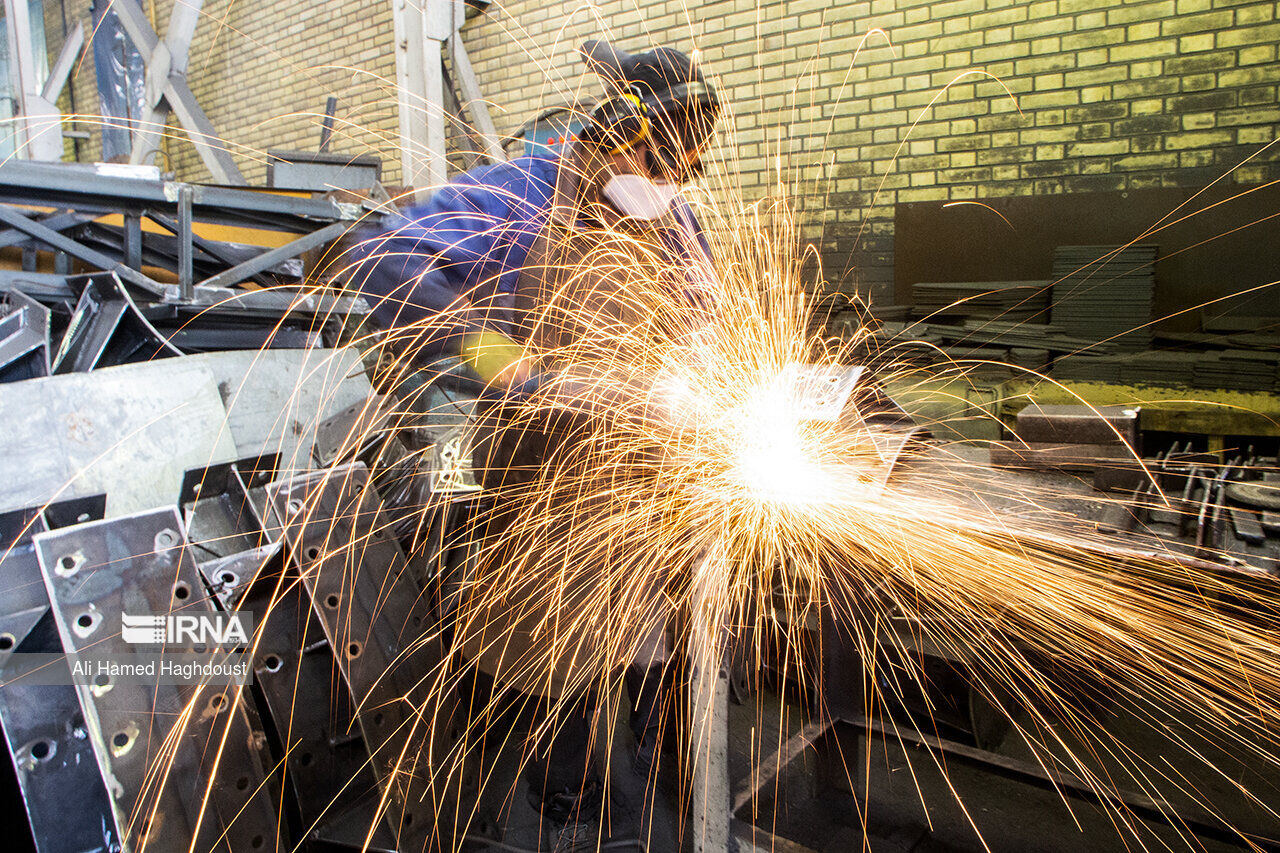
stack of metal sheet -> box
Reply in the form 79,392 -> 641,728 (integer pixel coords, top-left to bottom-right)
1051,245 -> 1157,351
911,280 -> 1052,322
1194,350 -> 1280,393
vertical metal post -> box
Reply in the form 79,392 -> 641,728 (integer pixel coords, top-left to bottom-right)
391,0 -> 449,198
4,0 -> 36,157
123,212 -> 143,270
319,96 -> 338,152
688,550 -> 731,853
176,185 -> 193,300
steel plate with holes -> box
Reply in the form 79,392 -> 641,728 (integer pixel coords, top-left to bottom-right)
32,507 -> 278,852
240,581 -> 394,847
782,363 -> 865,423
267,462 -> 463,847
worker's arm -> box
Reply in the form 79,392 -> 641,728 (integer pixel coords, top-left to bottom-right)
345,158 -> 556,339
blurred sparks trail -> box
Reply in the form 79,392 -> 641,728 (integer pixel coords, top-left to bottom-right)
6,11 -> 1278,852
347,174 -> 1280,849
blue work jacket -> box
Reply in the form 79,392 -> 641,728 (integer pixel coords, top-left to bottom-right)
348,154 -> 712,351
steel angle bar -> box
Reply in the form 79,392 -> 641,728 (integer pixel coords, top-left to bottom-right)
0,290 -> 50,381
0,271 -> 76,302
183,283 -> 370,320
0,210 -> 94,250
180,455 -> 280,559
50,278 -> 131,373
266,462 -> 460,847
0,204 -> 167,297
0,161 -> 357,229
33,507 -> 278,852
195,221 -> 350,292
313,394 -> 397,467
198,544 -> 281,609
240,581 -> 397,848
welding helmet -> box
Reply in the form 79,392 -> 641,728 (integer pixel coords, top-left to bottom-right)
580,40 -> 721,184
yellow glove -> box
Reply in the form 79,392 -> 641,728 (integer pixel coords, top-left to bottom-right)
459,330 -> 527,385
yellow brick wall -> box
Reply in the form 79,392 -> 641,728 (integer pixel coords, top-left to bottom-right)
59,0 -> 401,184
44,0 -> 1280,301
459,0 -> 1280,300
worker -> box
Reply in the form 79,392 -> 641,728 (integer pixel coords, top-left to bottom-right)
345,39 -> 721,851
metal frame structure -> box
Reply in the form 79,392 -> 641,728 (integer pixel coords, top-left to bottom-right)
0,160 -> 367,349
392,0 -> 505,198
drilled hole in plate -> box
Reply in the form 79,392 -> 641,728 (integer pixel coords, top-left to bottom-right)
261,654 -> 283,673
30,739 -> 52,761
93,672 -> 110,688
236,775 -> 249,791
324,593 -> 340,609
57,555 -> 76,573
404,813 -> 414,828
173,582 -> 190,601
346,642 -> 362,659
373,712 -> 384,726
298,752 -> 313,767
304,545 -> 321,561
0,633 -> 14,651
287,499 -> 304,516
251,836 -> 264,850
75,613 -> 92,629
112,731 -> 130,749
220,571 -> 237,586
209,694 -> 227,712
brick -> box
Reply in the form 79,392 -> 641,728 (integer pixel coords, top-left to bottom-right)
1113,152 -> 1179,170
1114,115 -> 1181,135
1239,45 -> 1278,65
1112,77 -> 1180,98
1109,39 -> 1179,62
1065,139 -> 1130,156
1178,33 -> 1215,52
1219,66 -> 1280,87
1107,1 -> 1176,25
1161,10 -> 1234,36
1163,129 -> 1235,149
1163,52 -> 1235,74
1168,90 -> 1238,112
1014,54 -> 1076,74
1023,160 -> 1080,178
1217,22 -> 1280,48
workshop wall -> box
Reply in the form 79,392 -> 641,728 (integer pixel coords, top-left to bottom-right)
47,0 -> 1280,306
61,0 -> 402,185
459,0 -> 1280,304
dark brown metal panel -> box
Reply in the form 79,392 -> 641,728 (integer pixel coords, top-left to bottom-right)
894,183 -> 1280,332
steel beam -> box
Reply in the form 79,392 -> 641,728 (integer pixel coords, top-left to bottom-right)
195,220 -> 350,291
0,161 -> 357,228
0,205 -> 167,297
0,211 -> 94,250
39,22 -> 84,105
447,1 -> 505,163
111,0 -> 245,184
131,0 -> 204,167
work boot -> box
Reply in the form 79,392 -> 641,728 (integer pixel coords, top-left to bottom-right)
624,662 -> 671,781
543,783 -> 604,852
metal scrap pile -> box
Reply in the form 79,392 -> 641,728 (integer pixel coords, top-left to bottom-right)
0,160 -> 476,852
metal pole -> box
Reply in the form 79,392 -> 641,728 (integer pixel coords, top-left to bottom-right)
688,549 -> 731,853
176,184 -> 193,300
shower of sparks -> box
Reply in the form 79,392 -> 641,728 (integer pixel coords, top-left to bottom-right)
1,15 -> 1277,853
